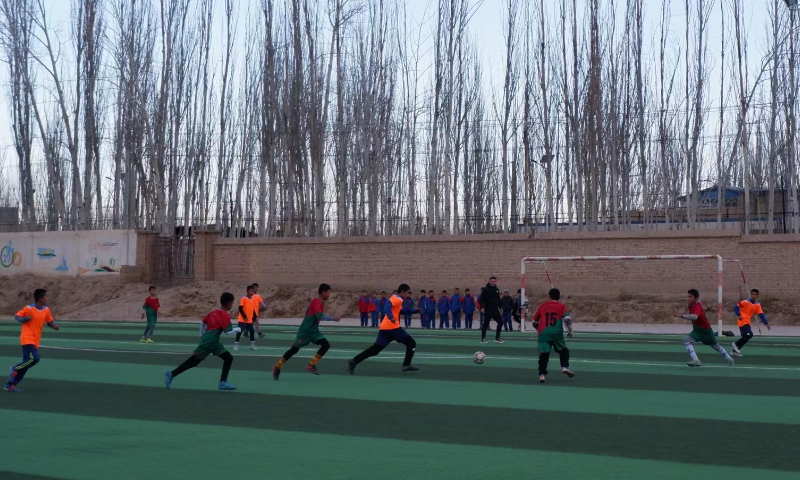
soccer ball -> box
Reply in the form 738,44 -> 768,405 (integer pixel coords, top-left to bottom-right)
473,351 -> 486,364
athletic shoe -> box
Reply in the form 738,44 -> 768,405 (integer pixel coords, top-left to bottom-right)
233,343 -> 239,351
258,332 -> 265,339
561,367 -> 575,378
686,359 -> 702,367
731,350 -> 742,357
346,359 -> 356,375
250,345 -> 258,351
539,375 -> 546,384
731,343 -> 743,357
306,365 -> 320,375
402,365 -> 420,372
164,371 -> 174,390
140,338 -> 147,343
4,384 -> 21,393
146,338 -> 154,343
272,365 -> 281,380
726,357 -> 735,367
494,339 -> 505,344
218,381 -> 237,391
480,339 -> 488,344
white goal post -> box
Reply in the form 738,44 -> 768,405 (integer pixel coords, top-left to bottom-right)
520,255 -> 724,334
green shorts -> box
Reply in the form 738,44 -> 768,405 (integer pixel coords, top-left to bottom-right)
688,327 -> 717,346
293,331 -> 326,348
538,334 -> 567,354
193,333 -> 228,361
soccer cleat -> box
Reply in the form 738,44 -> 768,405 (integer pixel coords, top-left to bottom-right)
731,350 -> 742,357
402,365 -> 420,372
726,356 -> 735,367
306,365 -> 320,375
346,359 -> 356,375
146,338 -> 154,343
480,339 -> 488,344
539,375 -> 546,384
258,332 -> 265,339
561,367 -> 575,378
250,345 -> 258,351
687,359 -> 702,367
272,365 -> 281,380
218,381 -> 237,391
731,343 -> 743,357
233,343 -> 239,351
494,339 -> 505,344
164,371 -> 174,390
140,338 -> 147,343
4,384 -> 21,393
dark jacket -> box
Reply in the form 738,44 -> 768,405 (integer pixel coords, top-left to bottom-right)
500,295 -> 515,313
480,284 -> 502,312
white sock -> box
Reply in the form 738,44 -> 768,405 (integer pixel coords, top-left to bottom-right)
712,343 -> 731,359
251,341 -> 255,346
684,342 -> 699,361
234,342 -> 239,345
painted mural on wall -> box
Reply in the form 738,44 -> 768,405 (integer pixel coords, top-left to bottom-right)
0,231 -> 136,277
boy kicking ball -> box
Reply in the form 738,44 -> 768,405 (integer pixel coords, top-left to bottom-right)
678,289 -> 734,368
5,289 -> 60,393
165,292 -> 241,391
531,288 -> 574,384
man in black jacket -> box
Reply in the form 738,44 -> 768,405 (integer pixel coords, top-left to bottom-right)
479,276 -> 505,344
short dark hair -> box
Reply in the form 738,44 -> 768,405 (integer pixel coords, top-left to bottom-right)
381,291 -> 386,295
319,283 -> 331,295
148,285 -> 157,291
246,285 -> 255,291
220,292 -> 235,306
442,290 -> 447,294
751,288 -> 760,295
489,276 -> 497,280
421,290 -> 426,294
465,288 -> 471,293
252,283 -> 259,287
428,290 -> 434,293
548,288 -> 561,301
397,284 -> 411,294
688,289 -> 700,299
34,289 -> 47,302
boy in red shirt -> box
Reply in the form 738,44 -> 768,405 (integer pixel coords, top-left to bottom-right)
678,289 -> 734,368
165,292 -> 240,391
5,288 -> 60,393
358,290 -> 371,327
140,285 -> 160,343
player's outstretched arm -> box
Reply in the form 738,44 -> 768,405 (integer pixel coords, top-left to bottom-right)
46,321 -> 59,331
14,314 -> 32,324
677,314 -> 698,321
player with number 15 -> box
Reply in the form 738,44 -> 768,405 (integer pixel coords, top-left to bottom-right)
531,288 -> 575,384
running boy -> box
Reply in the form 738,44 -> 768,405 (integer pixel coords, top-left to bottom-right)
272,284 -> 341,379
731,289 -> 770,357
141,285 -> 160,343
532,288 -> 574,383
679,289 -> 735,367
164,292 -> 240,391
235,285 -> 257,351
359,291 -> 371,327
347,284 -> 419,374
5,289 -> 60,392
252,283 -> 268,339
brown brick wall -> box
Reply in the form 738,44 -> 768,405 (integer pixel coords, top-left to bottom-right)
193,231 -> 800,300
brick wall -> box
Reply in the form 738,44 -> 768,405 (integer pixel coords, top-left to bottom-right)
192,230 -> 800,300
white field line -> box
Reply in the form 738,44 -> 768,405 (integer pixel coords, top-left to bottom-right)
33,343 -> 800,373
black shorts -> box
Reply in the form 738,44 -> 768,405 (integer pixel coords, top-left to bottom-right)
238,322 -> 255,335
375,328 -> 411,347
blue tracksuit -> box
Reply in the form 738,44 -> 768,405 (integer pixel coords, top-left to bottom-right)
450,294 -> 462,329
424,296 -> 437,329
437,296 -> 450,329
418,296 -> 429,328
375,297 -> 388,327
371,298 -> 382,327
462,295 -> 477,329
402,297 -> 416,328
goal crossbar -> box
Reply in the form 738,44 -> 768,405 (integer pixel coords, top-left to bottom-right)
520,255 -> 724,334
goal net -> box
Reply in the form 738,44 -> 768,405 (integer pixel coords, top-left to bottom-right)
519,255 -> 725,334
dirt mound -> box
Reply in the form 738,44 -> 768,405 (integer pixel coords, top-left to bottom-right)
1,274 -> 797,324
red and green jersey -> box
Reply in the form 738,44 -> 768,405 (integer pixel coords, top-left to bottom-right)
688,302 -> 711,330
533,301 -> 569,339
203,309 -> 232,332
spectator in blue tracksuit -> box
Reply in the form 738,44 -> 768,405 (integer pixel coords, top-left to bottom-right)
402,295 -> 417,328
450,289 -> 463,329
417,290 -> 428,328
462,289 -> 477,329
478,288 -> 485,329
425,290 -> 437,329
437,291 -> 450,329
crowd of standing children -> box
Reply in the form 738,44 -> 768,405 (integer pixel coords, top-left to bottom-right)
357,285 -> 522,330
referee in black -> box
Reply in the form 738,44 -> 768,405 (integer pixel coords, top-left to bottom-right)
479,276 -> 505,344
